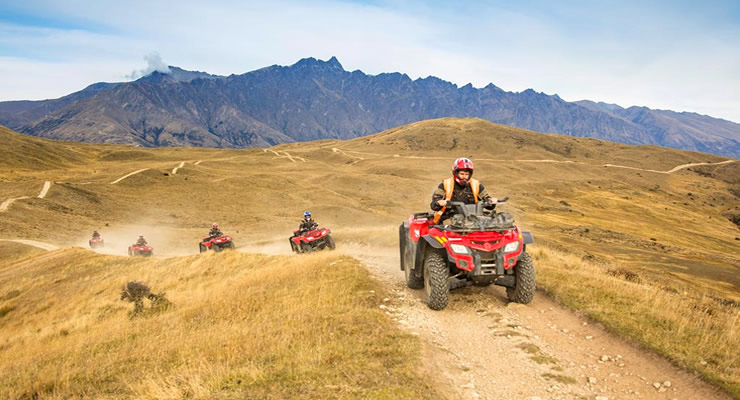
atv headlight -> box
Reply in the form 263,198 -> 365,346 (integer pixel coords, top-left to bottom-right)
449,244 -> 470,254
503,241 -> 520,253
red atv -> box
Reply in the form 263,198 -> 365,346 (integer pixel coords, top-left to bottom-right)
89,236 -> 104,249
200,234 -> 235,253
290,227 -> 336,253
399,198 -> 535,310
128,244 -> 153,257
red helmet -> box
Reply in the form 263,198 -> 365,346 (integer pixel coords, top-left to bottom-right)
452,157 -> 474,184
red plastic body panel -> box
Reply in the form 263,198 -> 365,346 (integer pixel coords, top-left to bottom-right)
407,215 -> 523,272
291,228 -> 331,245
202,235 -> 233,248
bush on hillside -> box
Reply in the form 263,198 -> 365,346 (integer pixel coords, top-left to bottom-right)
120,281 -> 172,317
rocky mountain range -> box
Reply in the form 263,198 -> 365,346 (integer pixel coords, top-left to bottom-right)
1,57 -> 738,157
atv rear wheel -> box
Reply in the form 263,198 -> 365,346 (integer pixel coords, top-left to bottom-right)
423,250 -> 449,310
326,235 -> 336,250
506,252 -> 536,304
405,263 -> 425,290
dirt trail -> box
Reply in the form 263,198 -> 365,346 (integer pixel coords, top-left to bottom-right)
110,168 -> 150,184
0,181 -> 52,212
0,239 -> 59,251
331,147 -> 737,174
0,196 -> 29,212
263,149 -> 305,162
38,181 -> 52,198
172,161 -> 185,174
334,242 -> 731,400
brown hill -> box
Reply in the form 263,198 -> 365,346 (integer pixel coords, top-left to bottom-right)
1,118 -> 738,396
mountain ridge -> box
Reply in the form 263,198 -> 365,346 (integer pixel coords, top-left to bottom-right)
0,57 -> 738,156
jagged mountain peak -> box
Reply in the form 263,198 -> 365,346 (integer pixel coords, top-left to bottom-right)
291,56 -> 345,71
0,57 -> 738,156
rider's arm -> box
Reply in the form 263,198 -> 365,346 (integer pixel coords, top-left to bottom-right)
478,184 -> 497,209
430,183 -> 445,211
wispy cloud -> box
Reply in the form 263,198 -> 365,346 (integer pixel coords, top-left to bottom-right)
125,52 -> 171,80
0,0 -> 738,122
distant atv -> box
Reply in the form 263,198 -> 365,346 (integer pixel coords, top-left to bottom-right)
200,234 -> 235,253
128,244 -> 153,257
290,227 -> 336,253
89,237 -> 104,249
399,198 -> 535,310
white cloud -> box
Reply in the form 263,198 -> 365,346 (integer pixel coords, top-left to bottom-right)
125,52 -> 171,80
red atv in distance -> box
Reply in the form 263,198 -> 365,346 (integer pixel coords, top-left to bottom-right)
399,197 -> 535,310
290,227 -> 336,253
89,236 -> 104,249
200,234 -> 235,253
128,244 -> 153,257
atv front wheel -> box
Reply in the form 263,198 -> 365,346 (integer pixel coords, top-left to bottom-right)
212,243 -> 222,252
326,235 -> 336,250
423,250 -> 449,310
199,244 -> 208,253
506,252 -> 536,304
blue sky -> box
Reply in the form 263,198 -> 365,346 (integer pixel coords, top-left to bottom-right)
1,0 -> 739,122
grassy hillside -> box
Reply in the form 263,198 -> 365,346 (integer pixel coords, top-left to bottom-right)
1,118 -> 738,395
0,246 -> 437,399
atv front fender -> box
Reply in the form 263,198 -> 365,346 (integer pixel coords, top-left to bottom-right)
421,235 -> 445,249
522,231 -> 534,244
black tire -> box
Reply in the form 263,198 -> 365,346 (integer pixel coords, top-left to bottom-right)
326,235 -> 336,250
405,263 -> 425,290
199,244 -> 207,253
423,250 -> 449,310
506,252 -> 536,304
212,243 -> 222,252
128,248 -> 132,257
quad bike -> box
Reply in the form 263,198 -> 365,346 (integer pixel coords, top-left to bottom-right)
128,244 -> 153,257
89,236 -> 105,249
200,234 -> 235,253
290,227 -> 336,253
399,197 -> 535,310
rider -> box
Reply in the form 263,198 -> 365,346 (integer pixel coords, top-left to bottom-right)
135,234 -> 148,246
430,157 -> 497,223
209,223 -> 222,238
297,211 -> 318,235
92,230 -> 100,239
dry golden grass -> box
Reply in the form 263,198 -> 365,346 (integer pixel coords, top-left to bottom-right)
0,249 -> 440,399
531,245 -> 740,396
1,117 -> 738,395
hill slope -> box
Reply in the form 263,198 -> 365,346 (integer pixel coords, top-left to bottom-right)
1,57 -> 738,156
0,119 -> 738,396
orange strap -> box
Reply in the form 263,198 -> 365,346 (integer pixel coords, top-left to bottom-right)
471,179 -> 480,204
433,178 -> 481,223
433,178 -> 455,223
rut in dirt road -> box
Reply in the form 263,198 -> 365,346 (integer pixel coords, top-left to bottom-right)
341,244 -> 732,400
